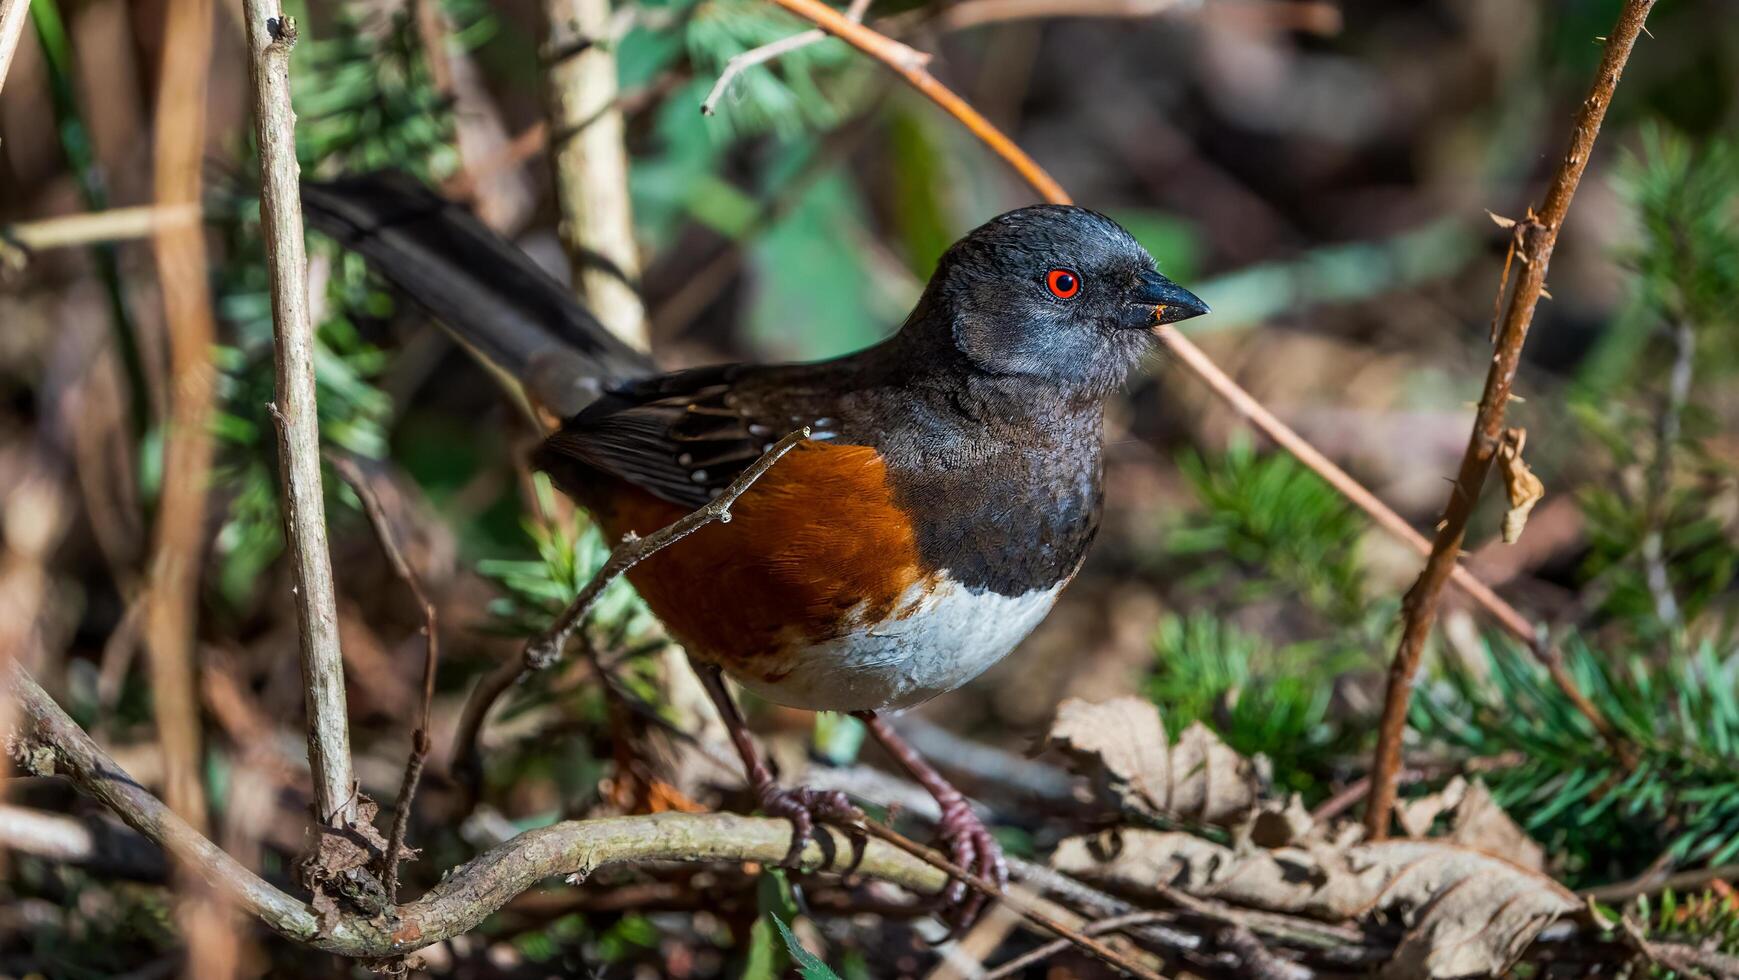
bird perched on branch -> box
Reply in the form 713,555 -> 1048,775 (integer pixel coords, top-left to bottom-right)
302,173 -> 1208,929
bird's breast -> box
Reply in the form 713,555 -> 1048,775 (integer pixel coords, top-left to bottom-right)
588,440 -> 1079,712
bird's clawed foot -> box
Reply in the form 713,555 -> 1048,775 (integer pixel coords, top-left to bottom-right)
756,781 -> 866,871
933,798 -> 1007,934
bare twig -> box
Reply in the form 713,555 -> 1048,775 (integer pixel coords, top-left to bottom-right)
451,429 -> 811,794
4,658 -> 946,957
327,455 -> 440,904
0,0 -> 29,98
700,0 -> 874,116
1617,911 -> 1739,979
1216,926 -> 1315,980
1363,0 -> 1657,839
241,2 -> 357,826
1581,863 -> 1739,905
4,205 -> 200,252
858,821 -> 1166,979
982,911 -> 1175,980
542,0 -> 648,347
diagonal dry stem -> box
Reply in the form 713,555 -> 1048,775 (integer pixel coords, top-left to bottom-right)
1362,0 -> 1658,838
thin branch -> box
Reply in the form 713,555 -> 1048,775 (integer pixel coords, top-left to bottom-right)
4,204 -> 200,252
1580,863 -> 1739,905
327,455 -> 440,904
1215,926 -> 1315,980
982,912 -> 1176,980
241,3 -> 357,826
1363,0 -> 1658,839
451,429 -> 811,794
3,658 -> 946,958
0,0 -> 29,99
859,821 -> 1166,979
1618,911 -> 1739,980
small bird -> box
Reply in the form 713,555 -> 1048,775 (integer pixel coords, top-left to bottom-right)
302,174 -> 1209,928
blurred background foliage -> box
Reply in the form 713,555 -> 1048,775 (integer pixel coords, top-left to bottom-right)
4,0 -> 1739,975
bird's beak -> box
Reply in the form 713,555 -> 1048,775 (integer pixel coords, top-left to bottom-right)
1134,269 -> 1211,325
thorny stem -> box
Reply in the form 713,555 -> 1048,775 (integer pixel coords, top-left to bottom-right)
1363,0 -> 1658,840
450,429 -> 810,797
326,455 -> 440,904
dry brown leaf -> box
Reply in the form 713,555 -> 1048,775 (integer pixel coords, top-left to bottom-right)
1486,210 -> 1518,229
1044,696 -> 1263,827
1498,427 -> 1545,544
1056,828 -> 1578,979
1445,780 -> 1545,871
1396,777 -> 1544,870
1396,775 -> 1469,838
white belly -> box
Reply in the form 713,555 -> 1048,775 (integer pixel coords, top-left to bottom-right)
731,577 -> 1064,713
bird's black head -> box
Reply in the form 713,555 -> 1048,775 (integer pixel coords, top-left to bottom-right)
906,205 -> 1209,398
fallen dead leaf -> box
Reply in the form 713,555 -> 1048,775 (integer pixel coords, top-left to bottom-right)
1044,696 -> 1263,828
1397,776 -> 1544,870
1498,428 -> 1545,544
1056,827 -> 1579,980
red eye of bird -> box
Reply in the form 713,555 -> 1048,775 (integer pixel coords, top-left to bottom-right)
1046,269 -> 1080,299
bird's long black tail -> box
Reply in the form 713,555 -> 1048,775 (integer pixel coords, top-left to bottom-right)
298,172 -> 653,416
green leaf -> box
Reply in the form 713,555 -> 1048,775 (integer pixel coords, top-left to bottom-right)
773,915 -> 842,980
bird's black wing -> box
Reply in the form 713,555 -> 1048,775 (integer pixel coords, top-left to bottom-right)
537,364 -> 847,509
